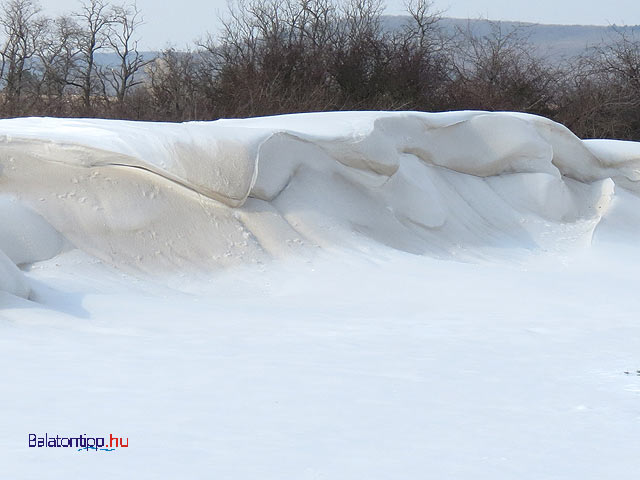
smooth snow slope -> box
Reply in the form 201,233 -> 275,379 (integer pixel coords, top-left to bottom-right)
1,112 -> 639,479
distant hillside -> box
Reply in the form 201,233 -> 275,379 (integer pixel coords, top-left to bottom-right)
384,16 -> 640,60
92,18 -> 640,67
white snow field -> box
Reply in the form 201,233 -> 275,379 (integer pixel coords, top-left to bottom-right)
1,111 -> 639,479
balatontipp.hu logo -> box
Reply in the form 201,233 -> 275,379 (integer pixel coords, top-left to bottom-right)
28,433 -> 129,452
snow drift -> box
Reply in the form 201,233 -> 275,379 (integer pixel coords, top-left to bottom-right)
1,111 -> 639,295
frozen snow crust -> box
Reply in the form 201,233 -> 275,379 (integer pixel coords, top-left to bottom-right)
1,111 -> 639,294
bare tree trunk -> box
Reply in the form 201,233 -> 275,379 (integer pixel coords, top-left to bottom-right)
69,0 -> 111,113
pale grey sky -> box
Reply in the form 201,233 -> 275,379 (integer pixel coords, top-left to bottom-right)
43,0 -> 640,49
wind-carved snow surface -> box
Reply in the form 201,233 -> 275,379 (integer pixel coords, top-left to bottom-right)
1,112 -> 640,479
1,111 -> 638,291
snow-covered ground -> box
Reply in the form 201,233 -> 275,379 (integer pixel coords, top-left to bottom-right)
1,111 -> 639,478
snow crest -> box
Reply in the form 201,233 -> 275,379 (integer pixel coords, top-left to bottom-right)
0,111 -> 638,289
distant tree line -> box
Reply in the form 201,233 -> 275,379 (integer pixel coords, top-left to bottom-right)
1,0 -> 639,140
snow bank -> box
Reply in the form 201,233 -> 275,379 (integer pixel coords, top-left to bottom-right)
0,195 -> 65,297
0,111 -> 637,276
0,248 -> 29,298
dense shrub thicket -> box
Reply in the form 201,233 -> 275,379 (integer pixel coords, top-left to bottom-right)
1,0 -> 639,140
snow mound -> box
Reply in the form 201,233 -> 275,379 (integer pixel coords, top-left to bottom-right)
0,248 -> 29,298
0,111 -> 637,277
0,195 -> 64,297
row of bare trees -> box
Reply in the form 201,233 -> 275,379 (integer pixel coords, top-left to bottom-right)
0,0 -> 144,116
0,0 -> 639,140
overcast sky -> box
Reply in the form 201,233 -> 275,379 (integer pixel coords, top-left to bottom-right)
43,0 -> 640,50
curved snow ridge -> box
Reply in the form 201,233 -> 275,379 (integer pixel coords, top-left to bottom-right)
0,120 -> 272,207
0,111 -> 637,277
583,139 -> 640,193
0,111 -> 634,203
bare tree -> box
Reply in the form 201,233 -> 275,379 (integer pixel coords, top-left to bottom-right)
448,21 -> 559,115
377,0 -> 448,110
403,0 -> 440,50
206,0 -> 343,116
558,29 -> 640,139
147,48 -> 200,120
70,0 -> 112,112
101,2 -> 147,108
35,15 -> 80,107
0,0 -> 44,109
331,0 -> 387,104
